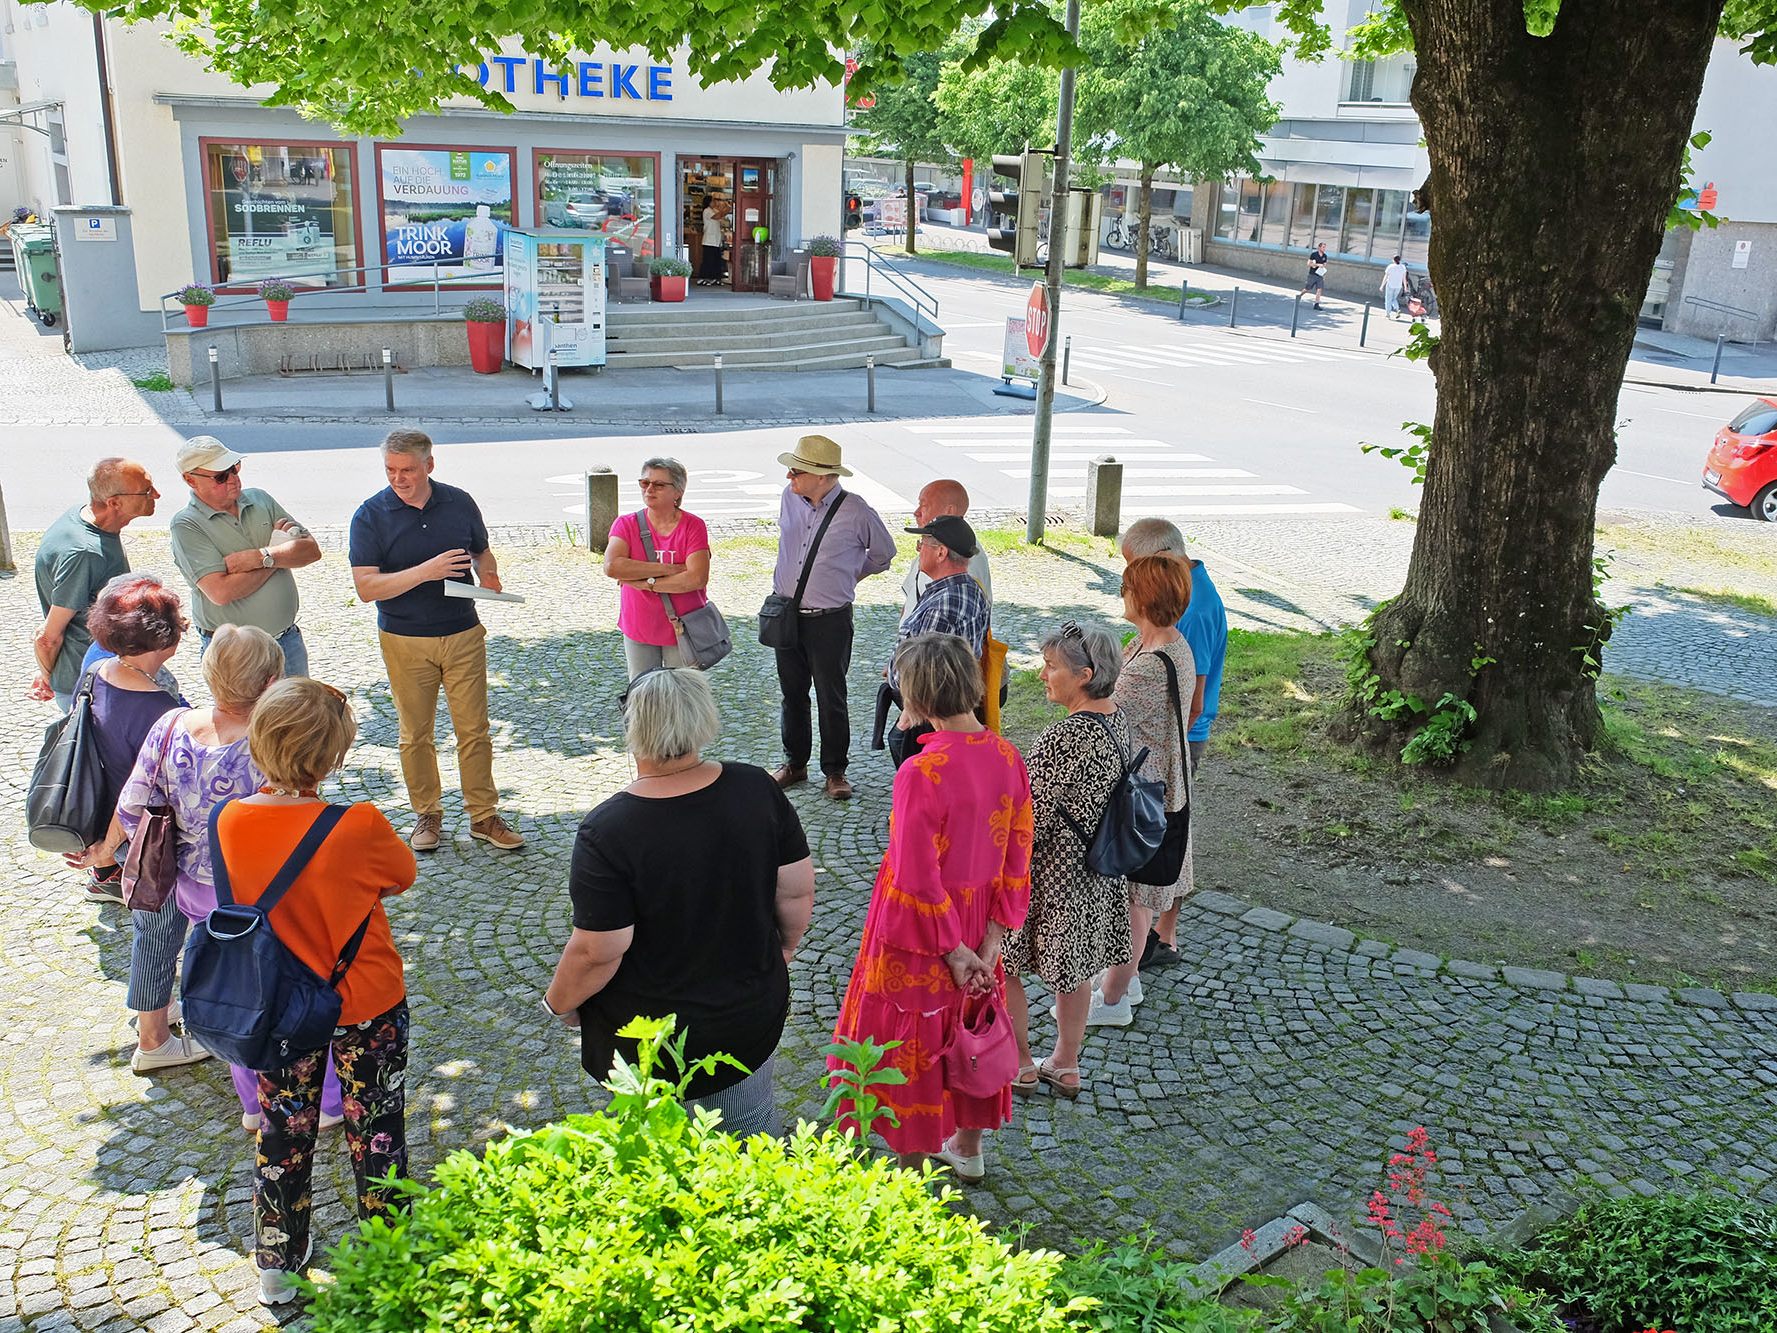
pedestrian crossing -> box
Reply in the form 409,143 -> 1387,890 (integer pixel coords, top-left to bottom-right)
903,420 -> 1360,518
1065,334 -> 1363,376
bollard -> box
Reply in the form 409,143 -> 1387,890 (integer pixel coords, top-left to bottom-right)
1711,333 -> 1726,384
1062,336 -> 1072,387
208,345 -> 222,412
549,347 -> 562,412
583,467 -> 619,552
1178,281 -> 1188,320
714,353 -> 724,414
1085,455 -> 1123,538
1360,303 -> 1372,348
866,354 -> 877,413
0,483 -> 14,573
1227,287 -> 1239,328
1290,293 -> 1303,338
382,348 -> 395,412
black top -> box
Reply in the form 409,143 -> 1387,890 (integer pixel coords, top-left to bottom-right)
568,762 -> 810,1098
347,481 -> 490,637
90,674 -> 182,819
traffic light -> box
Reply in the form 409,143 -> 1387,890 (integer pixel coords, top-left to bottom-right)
1061,188 -> 1103,269
985,149 -> 1048,268
844,192 -> 862,230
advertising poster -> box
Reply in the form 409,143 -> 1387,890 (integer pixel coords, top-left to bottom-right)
381,148 -> 514,285
211,146 -> 343,287
1002,316 -> 1042,381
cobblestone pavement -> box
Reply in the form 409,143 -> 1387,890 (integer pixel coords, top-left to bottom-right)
2,529 -> 1774,1330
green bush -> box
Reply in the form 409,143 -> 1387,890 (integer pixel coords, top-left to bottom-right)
804,234 -> 844,257
1055,1238 -> 1258,1332
310,1018 -> 1084,1332
648,255 -> 693,277
1478,1193 -> 1777,1333
461,296 -> 506,322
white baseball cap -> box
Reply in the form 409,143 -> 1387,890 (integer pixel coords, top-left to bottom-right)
176,436 -> 244,474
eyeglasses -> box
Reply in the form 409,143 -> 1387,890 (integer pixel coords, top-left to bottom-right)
314,680 -> 349,712
786,468 -> 808,478
637,479 -> 677,490
191,464 -> 241,483
105,490 -> 157,499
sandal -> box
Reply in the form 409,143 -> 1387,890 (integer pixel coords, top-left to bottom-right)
1011,1063 -> 1040,1098
1036,1059 -> 1082,1099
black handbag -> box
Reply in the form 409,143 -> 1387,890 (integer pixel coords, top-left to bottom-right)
1063,711 -> 1167,880
26,670 -> 109,854
633,514 -> 732,669
757,491 -> 847,650
1129,653 -> 1192,887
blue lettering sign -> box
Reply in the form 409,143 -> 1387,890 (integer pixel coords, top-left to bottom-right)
534,61 -> 571,97
577,61 -> 604,98
609,63 -> 641,99
649,67 -> 672,99
490,55 -> 524,94
454,54 -> 674,100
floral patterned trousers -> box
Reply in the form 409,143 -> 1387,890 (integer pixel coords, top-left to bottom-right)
254,1000 -> 409,1271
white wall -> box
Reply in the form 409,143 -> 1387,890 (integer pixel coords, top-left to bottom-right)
1689,37 -> 1777,226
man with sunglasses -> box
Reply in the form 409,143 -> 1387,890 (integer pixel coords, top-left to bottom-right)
31,457 -> 158,711
168,437 -> 322,678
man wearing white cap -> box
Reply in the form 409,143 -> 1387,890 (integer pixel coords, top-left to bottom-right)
168,436 -> 321,677
767,434 -> 895,800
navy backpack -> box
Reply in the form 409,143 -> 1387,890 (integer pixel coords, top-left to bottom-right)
182,800 -> 374,1070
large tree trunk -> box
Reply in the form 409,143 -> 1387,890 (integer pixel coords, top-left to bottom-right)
904,157 -> 918,254
1134,164 -> 1155,289
1362,0 -> 1724,790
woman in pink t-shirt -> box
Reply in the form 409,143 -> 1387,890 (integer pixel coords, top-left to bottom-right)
602,457 -> 712,679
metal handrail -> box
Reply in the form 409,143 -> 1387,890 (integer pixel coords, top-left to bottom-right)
158,259 -> 497,333
1682,296 -> 1763,348
838,241 -> 940,336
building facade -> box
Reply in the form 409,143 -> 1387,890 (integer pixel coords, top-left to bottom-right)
1,7 -> 845,343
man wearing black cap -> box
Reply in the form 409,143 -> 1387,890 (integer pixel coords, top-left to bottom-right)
885,514 -> 990,767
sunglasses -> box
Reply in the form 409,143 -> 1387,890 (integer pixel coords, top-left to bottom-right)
786,468 -> 809,478
192,464 -> 241,483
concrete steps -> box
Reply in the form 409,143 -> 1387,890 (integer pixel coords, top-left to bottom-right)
604,297 -> 927,371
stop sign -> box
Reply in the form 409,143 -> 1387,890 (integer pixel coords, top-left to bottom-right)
1025,283 -> 1050,359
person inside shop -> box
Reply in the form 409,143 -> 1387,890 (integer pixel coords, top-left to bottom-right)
697,197 -> 732,287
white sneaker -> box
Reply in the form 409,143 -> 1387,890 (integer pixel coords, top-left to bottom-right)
1088,972 -> 1143,1005
319,1111 -> 344,1131
257,1238 -> 313,1307
241,1112 -> 262,1134
1083,993 -> 1134,1027
933,1136 -> 985,1183
130,1033 -> 213,1074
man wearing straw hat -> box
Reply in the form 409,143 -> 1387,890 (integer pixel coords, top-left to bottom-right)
767,434 -> 895,800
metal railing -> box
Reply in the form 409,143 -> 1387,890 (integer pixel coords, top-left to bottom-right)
838,242 -> 940,337
1683,295 -> 1763,347
158,260 -> 497,333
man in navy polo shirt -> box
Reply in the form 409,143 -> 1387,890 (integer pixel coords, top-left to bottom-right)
348,429 -> 524,853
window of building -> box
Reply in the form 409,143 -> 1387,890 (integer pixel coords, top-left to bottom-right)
1374,188 -> 1407,260
377,145 -> 515,287
536,150 -> 660,258
1338,187 -> 1376,258
1257,181 -> 1289,245
1236,177 -> 1264,242
1215,181 -> 1241,240
1402,202 -> 1430,267
1217,180 -> 1429,265
1345,53 -> 1417,104
202,139 -> 360,289
1287,182 -> 1318,248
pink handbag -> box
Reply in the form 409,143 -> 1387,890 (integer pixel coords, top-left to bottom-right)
942,990 -> 1020,1098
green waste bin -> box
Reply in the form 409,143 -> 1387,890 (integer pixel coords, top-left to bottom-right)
9,224 -> 63,328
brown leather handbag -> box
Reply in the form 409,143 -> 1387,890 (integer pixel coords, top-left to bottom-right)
121,711 -> 188,913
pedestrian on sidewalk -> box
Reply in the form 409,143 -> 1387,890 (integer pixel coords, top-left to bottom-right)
32,457 -> 157,711
1382,254 -> 1408,320
765,434 -> 895,801
603,457 -> 712,680
169,436 -> 322,678
884,517 -> 989,768
1303,241 -> 1329,310
1120,518 -> 1227,968
348,430 -> 524,852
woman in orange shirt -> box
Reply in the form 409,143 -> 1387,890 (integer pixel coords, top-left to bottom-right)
212,677 -> 417,1306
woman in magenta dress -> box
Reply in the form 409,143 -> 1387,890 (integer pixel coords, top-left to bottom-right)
601,456 -> 711,680
830,633 -> 1034,1182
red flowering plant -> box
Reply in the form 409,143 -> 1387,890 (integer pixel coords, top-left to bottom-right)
1247,1126 -> 1564,1333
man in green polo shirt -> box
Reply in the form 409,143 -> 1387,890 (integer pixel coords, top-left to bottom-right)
168,437 -> 322,677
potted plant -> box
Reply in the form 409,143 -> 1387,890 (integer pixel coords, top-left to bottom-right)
648,255 -> 692,303
805,234 -> 843,301
176,284 -> 215,329
257,277 -> 295,322
462,297 -> 507,374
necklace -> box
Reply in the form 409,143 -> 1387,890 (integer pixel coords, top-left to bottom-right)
633,757 -> 705,783
117,658 -> 169,691
258,784 -> 320,798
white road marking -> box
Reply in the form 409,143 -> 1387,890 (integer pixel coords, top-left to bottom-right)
1049,483 -> 1307,497
967,448 -> 1206,461
1003,467 -> 1258,480
1615,467 -> 1699,486
905,421 -> 1130,434
1129,502 -> 1363,515
1241,398 -> 1317,413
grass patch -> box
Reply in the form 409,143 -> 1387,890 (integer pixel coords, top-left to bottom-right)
874,245 -> 1203,307
1596,520 -> 1777,583
131,371 -> 175,391
1668,584 -> 1777,618
1387,506 -> 1416,522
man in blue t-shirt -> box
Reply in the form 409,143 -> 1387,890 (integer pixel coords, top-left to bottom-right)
349,429 -> 524,854
1121,517 -> 1229,968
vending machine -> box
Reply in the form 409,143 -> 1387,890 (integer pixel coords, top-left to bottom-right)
503,229 -> 607,370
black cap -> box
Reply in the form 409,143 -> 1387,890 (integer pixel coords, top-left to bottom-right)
905,514 -> 978,559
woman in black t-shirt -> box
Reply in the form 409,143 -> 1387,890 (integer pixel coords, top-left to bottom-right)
543,668 -> 815,1135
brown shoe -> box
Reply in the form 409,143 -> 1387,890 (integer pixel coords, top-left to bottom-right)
469,814 -> 525,851
823,772 -> 854,801
409,812 -> 443,852
771,764 -> 809,789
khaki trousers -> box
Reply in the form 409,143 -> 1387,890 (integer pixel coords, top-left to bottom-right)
378,624 -> 498,822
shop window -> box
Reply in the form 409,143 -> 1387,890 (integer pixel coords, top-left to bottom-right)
536,150 -> 659,259
1170,185 -> 1194,222
1236,177 -> 1263,242
1338,187 -> 1376,259
1257,181 -> 1289,245
202,140 -> 359,289
1346,53 -> 1416,104
378,146 -> 515,287
1214,179 -> 1241,240
1287,183 -> 1317,249
1374,189 -> 1407,260
1401,202 -> 1431,267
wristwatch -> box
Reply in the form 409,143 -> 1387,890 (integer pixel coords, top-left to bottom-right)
646,576 -> 657,589
541,995 -> 565,1017
259,547 -> 274,569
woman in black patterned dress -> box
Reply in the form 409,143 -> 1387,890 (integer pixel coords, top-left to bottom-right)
1002,621 -> 1132,1099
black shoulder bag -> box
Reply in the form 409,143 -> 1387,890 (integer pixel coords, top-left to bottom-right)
1129,652 -> 1192,886
26,668 -> 108,854
1062,711 -> 1166,880
757,491 -> 847,649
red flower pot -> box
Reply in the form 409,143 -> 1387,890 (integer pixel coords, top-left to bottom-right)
466,318 -> 505,373
265,299 -> 290,322
650,274 -> 687,303
810,255 -> 837,301
183,304 -> 209,328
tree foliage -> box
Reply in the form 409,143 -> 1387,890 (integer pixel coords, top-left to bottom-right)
933,45 -> 1060,164
849,46 -> 956,252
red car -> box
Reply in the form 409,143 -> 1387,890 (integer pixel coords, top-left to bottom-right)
1703,397 -> 1777,522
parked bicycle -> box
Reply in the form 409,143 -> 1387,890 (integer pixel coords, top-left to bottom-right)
1102,215 -> 1177,260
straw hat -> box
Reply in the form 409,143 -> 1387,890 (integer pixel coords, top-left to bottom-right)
776,433 -> 853,477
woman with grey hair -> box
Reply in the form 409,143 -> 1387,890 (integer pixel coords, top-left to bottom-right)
602,457 -> 712,679
543,668 -> 815,1135
1001,620 -> 1133,1099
